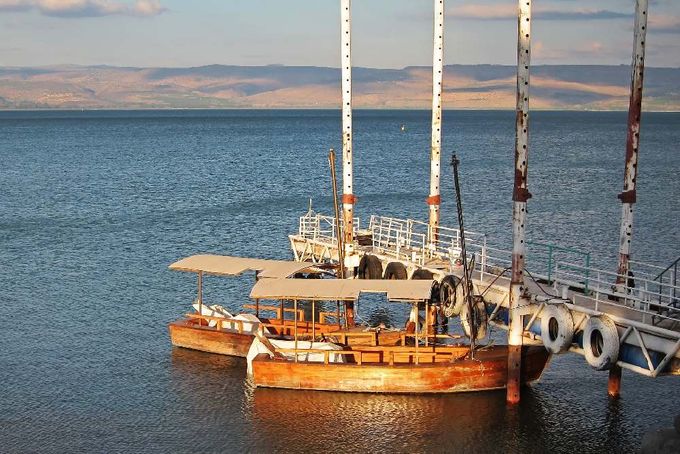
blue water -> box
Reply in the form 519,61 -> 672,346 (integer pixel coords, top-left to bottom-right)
0,109 -> 678,453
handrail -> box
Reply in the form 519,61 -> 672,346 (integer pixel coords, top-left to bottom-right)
652,256 -> 680,282
273,346 -> 468,365
243,304 -> 305,321
185,313 -> 246,333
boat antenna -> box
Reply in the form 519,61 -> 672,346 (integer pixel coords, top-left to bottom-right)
450,153 -> 477,356
329,148 -> 346,280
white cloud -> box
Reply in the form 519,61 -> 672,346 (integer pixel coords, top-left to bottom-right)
0,0 -> 166,17
449,4 -> 629,21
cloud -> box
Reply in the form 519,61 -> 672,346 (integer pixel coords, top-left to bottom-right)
648,15 -> 680,34
449,4 -> 630,21
533,40 -> 623,63
0,0 -> 32,11
0,0 -> 166,17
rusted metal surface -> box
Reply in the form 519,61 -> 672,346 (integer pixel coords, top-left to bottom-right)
428,0 -> 444,239
611,0 -> 649,395
507,0 -> 533,405
340,0 -> 355,246
616,0 -> 648,285
608,364 -> 623,397
252,345 -> 550,393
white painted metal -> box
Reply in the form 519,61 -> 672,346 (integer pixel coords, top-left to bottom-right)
428,0 -> 444,237
616,0 -> 648,287
340,0 -> 354,246
507,0 -> 533,403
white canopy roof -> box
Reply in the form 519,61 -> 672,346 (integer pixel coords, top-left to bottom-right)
169,255 -> 316,279
249,278 -> 435,302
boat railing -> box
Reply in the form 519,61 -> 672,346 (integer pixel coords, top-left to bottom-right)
553,260 -> 680,324
298,212 -> 360,243
242,303 -> 305,321
185,313 -> 249,333
273,346 -> 467,365
368,215 -> 489,267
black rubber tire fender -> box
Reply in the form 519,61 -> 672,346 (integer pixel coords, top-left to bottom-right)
358,254 -> 383,279
384,262 -> 408,280
412,269 -> 439,302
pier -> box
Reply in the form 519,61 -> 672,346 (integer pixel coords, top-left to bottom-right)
289,0 -> 679,400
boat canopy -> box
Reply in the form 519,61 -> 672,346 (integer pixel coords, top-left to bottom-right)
249,278 -> 435,302
169,254 -> 316,279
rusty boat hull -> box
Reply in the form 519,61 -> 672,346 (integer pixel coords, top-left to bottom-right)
251,345 -> 551,393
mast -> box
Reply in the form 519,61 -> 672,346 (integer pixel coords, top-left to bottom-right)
507,0 -> 532,405
427,0 -> 445,243
340,0 -> 355,247
610,0 -> 649,398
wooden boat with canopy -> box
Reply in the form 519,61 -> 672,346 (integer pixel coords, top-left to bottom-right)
168,254 -> 404,357
247,278 -> 551,393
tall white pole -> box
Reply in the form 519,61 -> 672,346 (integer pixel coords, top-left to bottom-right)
507,0 -> 532,405
610,0 -> 649,398
340,0 -> 355,247
427,0 -> 445,242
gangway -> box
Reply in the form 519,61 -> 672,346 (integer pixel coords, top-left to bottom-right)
289,213 -> 680,379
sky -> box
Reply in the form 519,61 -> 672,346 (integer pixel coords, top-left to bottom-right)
0,0 -> 678,68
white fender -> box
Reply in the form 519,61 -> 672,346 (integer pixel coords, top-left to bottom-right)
540,304 -> 574,354
461,300 -> 488,341
583,316 -> 620,371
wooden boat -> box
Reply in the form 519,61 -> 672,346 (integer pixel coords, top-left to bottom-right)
168,254 -> 403,357
251,345 -> 549,393
246,277 -> 551,393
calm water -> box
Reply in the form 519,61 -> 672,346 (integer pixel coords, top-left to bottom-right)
0,109 -> 679,453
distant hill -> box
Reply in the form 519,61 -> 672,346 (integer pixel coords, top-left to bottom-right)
0,64 -> 678,110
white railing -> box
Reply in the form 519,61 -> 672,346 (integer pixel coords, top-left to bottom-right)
553,260 -> 680,324
367,215 -> 491,265
298,212 -> 360,243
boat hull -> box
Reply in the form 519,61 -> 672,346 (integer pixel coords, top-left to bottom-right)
251,345 -> 550,393
169,319 -> 254,357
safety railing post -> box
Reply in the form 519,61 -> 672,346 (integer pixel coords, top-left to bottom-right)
584,253 -> 591,294
481,235 -> 487,282
547,245 -> 554,283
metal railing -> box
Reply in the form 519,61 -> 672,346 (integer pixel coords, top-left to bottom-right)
296,212 -> 679,328
526,241 -> 591,288
630,257 -> 680,305
367,215 -> 489,266
553,260 -> 680,324
298,212 -> 360,243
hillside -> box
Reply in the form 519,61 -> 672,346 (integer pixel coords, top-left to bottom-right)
0,64 -> 678,110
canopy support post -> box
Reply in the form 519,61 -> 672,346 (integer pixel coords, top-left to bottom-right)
197,271 -> 203,322
294,298 -> 298,363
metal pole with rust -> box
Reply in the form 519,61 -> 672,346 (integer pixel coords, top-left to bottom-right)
507,0 -> 533,405
340,0 -> 355,248
427,0 -> 445,245
610,0 -> 649,398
